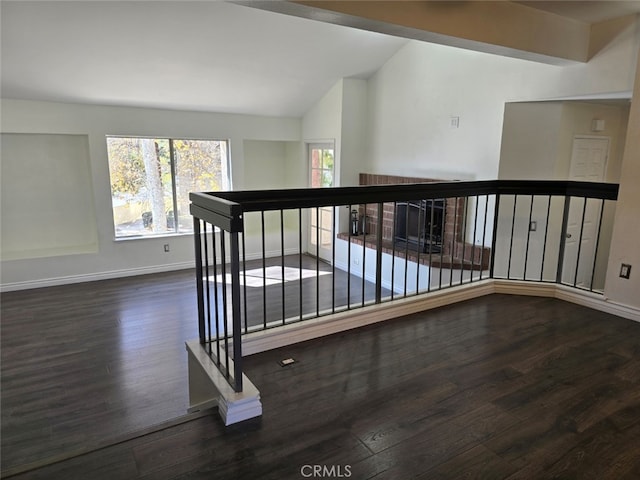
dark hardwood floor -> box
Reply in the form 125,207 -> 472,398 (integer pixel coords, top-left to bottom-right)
2,269 -> 639,479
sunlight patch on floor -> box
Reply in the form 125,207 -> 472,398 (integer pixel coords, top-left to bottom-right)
212,266 -> 331,287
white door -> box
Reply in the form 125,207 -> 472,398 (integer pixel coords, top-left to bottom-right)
308,143 -> 335,262
562,136 -> 609,287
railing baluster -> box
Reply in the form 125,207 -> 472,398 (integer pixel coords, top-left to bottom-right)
556,196 -> 571,284
299,208 -> 303,320
375,202 -> 383,303
229,231 -> 243,392
471,195 -> 479,283
540,195 -> 552,282
480,194 -> 489,280
347,204 -> 353,309
391,201 -> 397,300
439,198 -> 445,289
203,222 -> 212,355
220,232 -> 229,378
280,209 -> 286,324
460,198 -> 468,285
427,199 -> 434,292
403,200 -> 410,297
241,229 -> 248,334
590,199 -> 606,292
361,203 -> 366,306
261,211 -> 267,329
316,206 -> 320,316
193,218 -> 206,345
489,193 -> 501,279
415,199 -> 422,295
332,205 -> 337,314
507,195 -> 518,280
523,195 -> 534,281
211,225 -> 220,362
573,197 -> 588,287
449,197 -> 459,288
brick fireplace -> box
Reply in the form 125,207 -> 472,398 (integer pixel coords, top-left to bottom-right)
337,173 -> 490,270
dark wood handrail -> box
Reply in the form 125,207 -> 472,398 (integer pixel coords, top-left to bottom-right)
190,180 -> 619,232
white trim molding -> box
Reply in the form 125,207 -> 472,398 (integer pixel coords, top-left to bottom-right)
242,280 -> 495,355
185,340 -> 262,426
0,262 -> 194,292
189,278 -> 639,424
489,280 -> 640,322
0,248 -> 300,293
242,279 -> 640,355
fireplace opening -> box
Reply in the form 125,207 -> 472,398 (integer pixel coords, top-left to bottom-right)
395,199 -> 445,253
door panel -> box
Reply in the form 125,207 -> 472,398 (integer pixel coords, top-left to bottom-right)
562,137 -> 608,287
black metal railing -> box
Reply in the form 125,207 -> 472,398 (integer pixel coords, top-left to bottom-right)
190,180 -> 618,392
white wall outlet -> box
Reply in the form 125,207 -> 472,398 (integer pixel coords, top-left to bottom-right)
620,263 -> 631,279
164,244 -> 170,253
450,116 -> 460,128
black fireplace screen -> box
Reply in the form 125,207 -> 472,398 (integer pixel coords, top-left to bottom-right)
395,199 -> 445,253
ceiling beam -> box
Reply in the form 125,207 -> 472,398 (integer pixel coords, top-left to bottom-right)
589,14 -> 638,60
239,0 -> 592,65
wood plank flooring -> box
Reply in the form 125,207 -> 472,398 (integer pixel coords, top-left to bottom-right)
2,270 -> 640,479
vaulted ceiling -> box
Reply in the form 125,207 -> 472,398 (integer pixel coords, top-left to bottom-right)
1,1 -> 638,117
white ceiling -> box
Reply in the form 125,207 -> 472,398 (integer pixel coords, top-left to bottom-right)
0,1 -> 407,117
2,1 -> 639,117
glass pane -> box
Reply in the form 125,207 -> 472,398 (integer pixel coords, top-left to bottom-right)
310,208 -> 318,227
321,208 -> 332,228
311,168 -> 322,188
321,229 -> 332,247
107,137 -> 173,237
322,149 -> 334,170
322,170 -> 333,187
174,140 -> 228,233
311,148 -> 320,169
310,226 -> 317,245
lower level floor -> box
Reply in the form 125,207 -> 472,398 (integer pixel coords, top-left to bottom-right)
2,270 -> 639,478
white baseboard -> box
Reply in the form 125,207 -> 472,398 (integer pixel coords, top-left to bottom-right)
0,262 -> 194,292
0,249 -> 301,292
493,280 -> 640,323
241,280 -> 495,355
242,278 -> 640,355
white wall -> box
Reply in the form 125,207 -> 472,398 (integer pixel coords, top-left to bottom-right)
1,133 -> 98,260
243,139 -> 306,189
364,19 -> 639,181
556,102 -> 630,181
302,80 -> 343,172
497,100 -> 630,289
605,46 -> 640,308
302,78 -> 369,234
0,99 -> 300,289
241,139 -> 305,260
498,102 -> 564,180
338,78 -> 368,187
362,19 -> 639,306
499,101 -> 629,181
3,17 -> 638,296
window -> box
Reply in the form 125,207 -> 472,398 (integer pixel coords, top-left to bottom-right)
106,136 -> 230,238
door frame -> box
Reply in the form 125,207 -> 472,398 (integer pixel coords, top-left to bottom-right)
307,141 -> 335,263
561,135 -> 610,287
